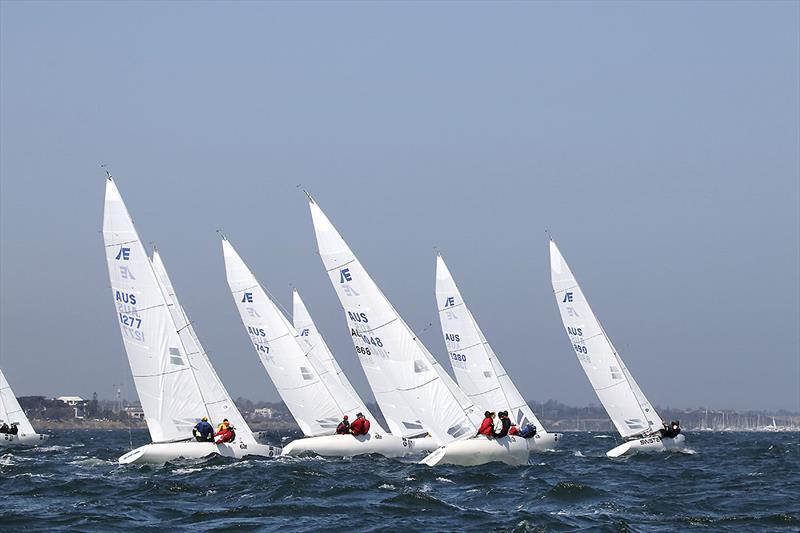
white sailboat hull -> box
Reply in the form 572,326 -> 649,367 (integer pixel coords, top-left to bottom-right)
606,433 -> 686,458
420,432 -> 562,467
281,433 -> 439,458
118,440 -> 282,464
0,433 -> 50,447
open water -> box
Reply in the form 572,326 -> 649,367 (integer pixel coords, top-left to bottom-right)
1,430 -> 797,531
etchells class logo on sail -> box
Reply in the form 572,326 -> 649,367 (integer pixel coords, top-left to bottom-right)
339,268 -> 359,296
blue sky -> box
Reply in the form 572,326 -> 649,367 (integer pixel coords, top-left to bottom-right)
1,1 -> 798,411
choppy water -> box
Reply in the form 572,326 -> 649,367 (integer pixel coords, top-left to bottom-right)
2,430 -> 797,531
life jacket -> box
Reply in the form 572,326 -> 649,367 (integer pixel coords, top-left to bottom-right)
477,417 -> 495,437
214,429 -> 234,444
350,417 -> 370,436
508,425 -> 519,436
494,416 -> 511,438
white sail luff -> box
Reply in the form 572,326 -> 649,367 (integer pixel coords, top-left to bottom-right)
549,240 -> 662,438
102,177 -> 211,443
435,255 -> 547,431
150,249 -> 256,443
0,368 -> 36,435
308,197 -> 481,444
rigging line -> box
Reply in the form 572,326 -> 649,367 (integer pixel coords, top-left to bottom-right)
104,239 -> 139,248
324,258 -> 356,274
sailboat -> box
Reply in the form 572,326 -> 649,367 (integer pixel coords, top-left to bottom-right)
222,237 -> 430,457
434,254 -> 560,454
308,195 -> 537,466
549,239 -> 686,457
0,368 -> 49,446
103,175 -> 281,464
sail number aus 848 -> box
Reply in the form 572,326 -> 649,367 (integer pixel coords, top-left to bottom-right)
360,335 -> 383,347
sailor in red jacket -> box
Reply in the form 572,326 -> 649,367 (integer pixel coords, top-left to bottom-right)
477,411 -> 496,437
349,412 -> 371,436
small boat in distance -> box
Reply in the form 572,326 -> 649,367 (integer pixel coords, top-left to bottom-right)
103,175 -> 281,464
549,239 -> 686,457
0,368 -> 49,446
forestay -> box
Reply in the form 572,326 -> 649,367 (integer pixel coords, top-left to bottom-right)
308,197 -> 482,444
549,240 -> 662,438
0,368 -> 36,435
150,250 -> 256,443
435,255 -> 546,432
103,177 -> 209,443
293,290 -> 380,423
222,239 -> 383,436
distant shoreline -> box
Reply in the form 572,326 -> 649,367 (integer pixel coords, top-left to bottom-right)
30,419 -> 799,433
31,418 -> 300,432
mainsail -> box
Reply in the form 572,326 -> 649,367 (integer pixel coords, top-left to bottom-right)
103,176 -> 214,443
222,238 -> 384,436
435,255 -> 546,431
308,196 -> 482,444
549,240 -> 662,438
150,249 -> 255,443
0,368 -> 36,435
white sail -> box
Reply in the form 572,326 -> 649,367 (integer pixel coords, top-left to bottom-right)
292,290 -> 342,384
222,238 -> 384,436
150,249 -> 256,443
435,255 -> 547,431
549,240 -> 662,438
0,368 -> 36,435
103,176 -> 211,443
292,290 -> 374,413
308,196 -> 482,444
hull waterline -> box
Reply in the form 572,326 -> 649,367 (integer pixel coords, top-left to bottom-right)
0,433 -> 50,447
606,433 -> 686,458
281,433 -> 439,458
118,440 -> 282,464
420,432 -> 562,467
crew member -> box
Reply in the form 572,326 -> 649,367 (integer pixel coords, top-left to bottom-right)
0,423 -> 8,434
508,423 -> 519,436
193,416 -> 214,442
665,420 -> 681,438
8,423 -> 18,435
494,411 -> 512,438
518,423 -> 537,439
349,413 -> 370,436
477,411 -> 495,437
214,419 -> 236,444
336,415 -> 350,435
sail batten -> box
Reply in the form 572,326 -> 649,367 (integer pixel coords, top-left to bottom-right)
549,240 -> 662,438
